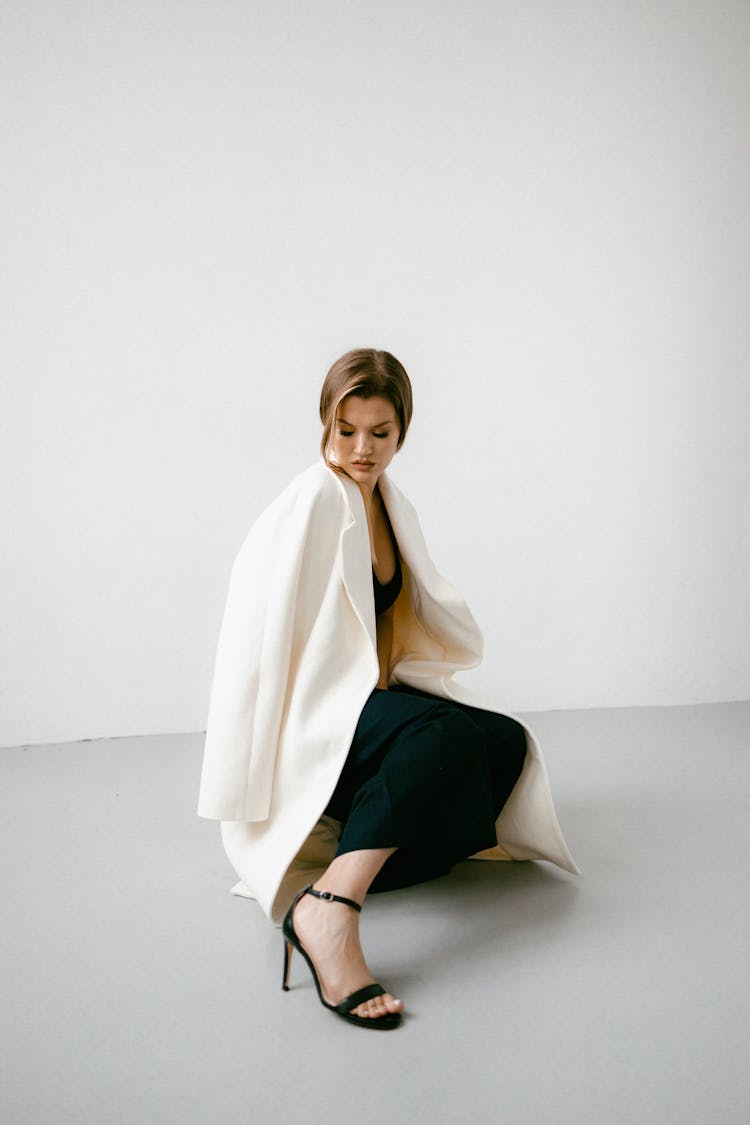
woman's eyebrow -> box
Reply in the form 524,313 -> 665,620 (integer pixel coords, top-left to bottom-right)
337,418 -> 394,428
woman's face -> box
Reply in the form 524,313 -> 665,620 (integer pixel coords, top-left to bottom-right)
331,394 -> 401,490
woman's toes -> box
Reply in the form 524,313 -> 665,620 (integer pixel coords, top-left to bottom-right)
354,993 -> 401,1019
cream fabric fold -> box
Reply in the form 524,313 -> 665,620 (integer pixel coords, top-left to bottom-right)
198,461 -> 579,923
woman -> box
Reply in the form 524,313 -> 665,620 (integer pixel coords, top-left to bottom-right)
198,348 -> 579,1031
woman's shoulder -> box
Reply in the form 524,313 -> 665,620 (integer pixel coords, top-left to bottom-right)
230,462 -> 344,570
242,461 -> 345,538
262,460 -> 345,517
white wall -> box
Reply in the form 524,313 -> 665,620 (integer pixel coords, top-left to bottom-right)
2,0 -> 748,746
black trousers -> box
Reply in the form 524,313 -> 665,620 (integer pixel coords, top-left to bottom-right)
324,682 -> 527,893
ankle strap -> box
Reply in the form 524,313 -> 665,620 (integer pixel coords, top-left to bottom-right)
305,886 -> 362,913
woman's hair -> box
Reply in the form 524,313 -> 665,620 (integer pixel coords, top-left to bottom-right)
319,349 -> 413,472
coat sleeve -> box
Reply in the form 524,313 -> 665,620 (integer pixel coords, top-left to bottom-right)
197,482 -> 324,822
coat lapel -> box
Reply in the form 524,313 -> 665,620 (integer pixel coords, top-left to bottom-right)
378,471 -> 484,671
331,469 -> 378,652
326,463 -> 483,672
377,471 -> 426,586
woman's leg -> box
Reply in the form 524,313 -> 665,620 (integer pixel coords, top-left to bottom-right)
295,688 -> 524,1021
390,684 -> 528,818
290,847 -> 404,1021
361,686 -> 527,891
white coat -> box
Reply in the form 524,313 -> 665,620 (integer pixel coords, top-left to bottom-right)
197,459 -> 580,924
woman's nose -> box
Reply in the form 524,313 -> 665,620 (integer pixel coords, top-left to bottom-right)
354,435 -> 372,454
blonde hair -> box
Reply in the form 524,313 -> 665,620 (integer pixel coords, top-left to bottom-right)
319,348 -> 413,476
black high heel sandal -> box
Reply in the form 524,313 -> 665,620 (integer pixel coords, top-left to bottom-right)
281,883 -> 402,1030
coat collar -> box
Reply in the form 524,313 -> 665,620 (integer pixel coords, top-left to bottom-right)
321,461 -> 407,556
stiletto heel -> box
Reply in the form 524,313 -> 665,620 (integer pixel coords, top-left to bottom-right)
280,883 -> 402,1030
282,941 -> 293,991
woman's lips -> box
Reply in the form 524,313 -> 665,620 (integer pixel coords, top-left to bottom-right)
352,461 -> 374,469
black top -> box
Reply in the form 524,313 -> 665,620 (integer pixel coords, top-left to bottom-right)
372,516 -> 402,615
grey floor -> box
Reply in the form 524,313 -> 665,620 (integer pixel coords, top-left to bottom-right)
1,702 -> 749,1125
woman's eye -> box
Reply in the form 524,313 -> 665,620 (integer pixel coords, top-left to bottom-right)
336,429 -> 389,438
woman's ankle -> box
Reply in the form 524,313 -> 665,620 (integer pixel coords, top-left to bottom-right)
315,847 -> 397,904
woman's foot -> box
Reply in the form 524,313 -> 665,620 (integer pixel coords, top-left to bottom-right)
290,886 -> 404,1021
